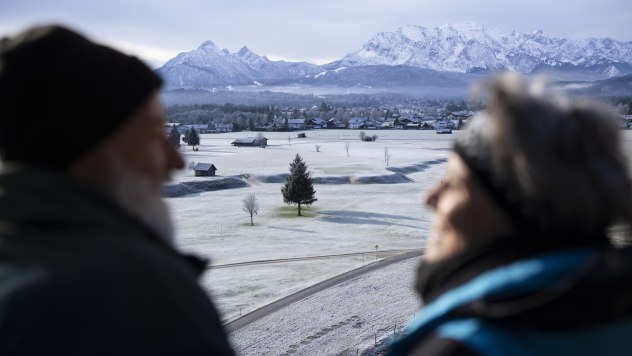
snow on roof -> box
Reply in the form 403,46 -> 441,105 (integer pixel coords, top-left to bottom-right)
232,137 -> 256,144
194,162 -> 216,171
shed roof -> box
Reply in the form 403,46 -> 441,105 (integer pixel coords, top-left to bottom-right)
232,137 -> 256,144
194,163 -> 217,171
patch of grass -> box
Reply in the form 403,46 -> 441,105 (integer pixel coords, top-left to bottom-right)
275,205 -> 317,218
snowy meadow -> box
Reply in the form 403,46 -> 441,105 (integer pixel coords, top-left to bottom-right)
168,129 -> 632,324
166,129 -> 454,322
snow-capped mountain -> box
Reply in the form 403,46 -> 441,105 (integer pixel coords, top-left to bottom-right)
156,41 -> 320,90
157,22 -> 632,91
326,22 -> 632,75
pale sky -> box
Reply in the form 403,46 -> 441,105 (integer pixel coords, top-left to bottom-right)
1,0 -> 631,68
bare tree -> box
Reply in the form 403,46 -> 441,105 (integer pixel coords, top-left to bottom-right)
359,131 -> 366,141
315,144 -> 321,152
372,134 -> 378,142
384,146 -> 391,166
345,142 -> 350,157
242,194 -> 260,226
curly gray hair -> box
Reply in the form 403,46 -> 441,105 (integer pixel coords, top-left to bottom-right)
455,73 -> 632,237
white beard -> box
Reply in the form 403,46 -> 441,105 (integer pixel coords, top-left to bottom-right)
104,151 -> 174,244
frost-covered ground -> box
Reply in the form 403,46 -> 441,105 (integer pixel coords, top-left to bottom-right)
229,257 -> 422,356
167,129 -> 632,354
167,130 -> 452,323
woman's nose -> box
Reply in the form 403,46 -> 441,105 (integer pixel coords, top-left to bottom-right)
425,187 -> 438,209
425,180 -> 445,209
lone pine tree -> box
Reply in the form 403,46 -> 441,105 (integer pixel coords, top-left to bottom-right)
281,154 -> 317,216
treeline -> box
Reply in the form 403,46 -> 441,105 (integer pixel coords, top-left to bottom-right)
164,99 -> 484,128
166,104 -> 281,126
165,102 -> 405,127
166,103 -> 276,115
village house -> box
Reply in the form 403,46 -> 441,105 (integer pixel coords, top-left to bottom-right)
326,118 -> 346,129
381,118 -> 395,129
405,122 -> 420,130
215,123 -> 233,133
433,119 -> 456,130
305,118 -> 326,129
419,122 -> 434,130
363,118 -> 382,129
287,118 -> 306,130
347,117 -> 366,129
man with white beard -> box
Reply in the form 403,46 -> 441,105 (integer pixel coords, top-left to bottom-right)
0,25 -> 234,355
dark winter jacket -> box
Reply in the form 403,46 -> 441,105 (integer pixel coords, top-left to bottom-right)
0,166 -> 234,355
389,234 -> 632,355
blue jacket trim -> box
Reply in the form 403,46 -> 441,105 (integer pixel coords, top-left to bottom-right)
437,318 -> 632,356
389,248 -> 595,355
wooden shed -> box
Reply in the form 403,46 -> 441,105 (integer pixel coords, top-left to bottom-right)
231,137 -> 267,147
194,163 -> 217,176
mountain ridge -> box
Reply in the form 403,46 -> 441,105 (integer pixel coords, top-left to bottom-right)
155,22 -> 632,91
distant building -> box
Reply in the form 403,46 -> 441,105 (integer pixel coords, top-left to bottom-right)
194,163 -> 217,177
306,118 -> 325,129
347,117 -> 366,129
364,119 -> 381,129
433,119 -> 456,130
287,118 -> 306,130
231,136 -> 268,147
419,122 -> 433,130
215,123 -> 233,133
327,118 -> 346,129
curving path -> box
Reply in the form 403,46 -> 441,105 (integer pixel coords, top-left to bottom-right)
224,249 -> 423,333
209,248 -> 418,269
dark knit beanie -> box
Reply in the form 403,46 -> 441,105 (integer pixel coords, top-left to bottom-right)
0,25 -> 162,169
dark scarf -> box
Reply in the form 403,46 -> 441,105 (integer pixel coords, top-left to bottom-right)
412,231 -> 632,333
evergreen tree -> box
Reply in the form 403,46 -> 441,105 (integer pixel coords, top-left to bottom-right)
281,154 -> 317,216
185,128 -> 200,149
168,125 -> 181,149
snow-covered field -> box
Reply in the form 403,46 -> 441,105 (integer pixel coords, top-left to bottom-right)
165,129 -> 632,354
167,129 -> 453,323
230,257 -> 422,356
